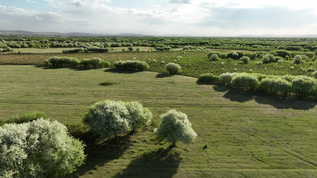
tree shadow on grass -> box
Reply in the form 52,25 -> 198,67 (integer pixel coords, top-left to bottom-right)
222,88 -> 254,103
104,68 -> 140,74
254,95 -> 317,110
156,73 -> 172,78
213,86 -> 316,110
114,145 -> 182,178
67,131 -> 133,177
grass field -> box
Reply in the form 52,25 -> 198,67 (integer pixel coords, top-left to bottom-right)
0,65 -> 316,177
1,50 -> 316,77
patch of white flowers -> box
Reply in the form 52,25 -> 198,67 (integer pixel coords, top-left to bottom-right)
0,118 -> 86,178
84,100 -> 152,138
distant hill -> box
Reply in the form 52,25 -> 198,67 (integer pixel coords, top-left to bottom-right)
0,30 -> 148,37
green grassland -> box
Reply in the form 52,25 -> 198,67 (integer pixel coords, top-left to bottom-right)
0,65 -> 316,177
1,50 -> 316,77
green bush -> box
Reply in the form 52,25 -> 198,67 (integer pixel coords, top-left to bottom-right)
3,112 -> 48,126
80,58 -> 110,68
227,52 -> 239,59
114,60 -> 150,71
311,71 -> 317,79
48,56 -> 80,67
62,48 -> 84,54
209,54 -> 220,61
271,78 -> 292,96
262,54 -> 276,64
207,51 -> 221,59
270,50 -> 291,58
259,78 -> 275,94
165,63 -> 182,75
198,73 -> 220,84
240,56 -> 250,64
231,73 -> 260,91
292,76 -> 316,97
220,72 -> 237,86
293,55 -> 303,64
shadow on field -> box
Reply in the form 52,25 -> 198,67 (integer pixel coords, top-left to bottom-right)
104,68 -> 140,74
254,96 -> 317,110
156,73 -> 172,78
114,145 -> 182,178
68,131 -> 133,177
214,86 -> 317,110
222,88 -> 254,103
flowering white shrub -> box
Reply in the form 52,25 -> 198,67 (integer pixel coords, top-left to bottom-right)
84,100 -> 130,138
0,118 -> 86,178
124,101 -> 152,131
154,109 -> 197,146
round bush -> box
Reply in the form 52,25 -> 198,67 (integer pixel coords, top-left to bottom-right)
209,54 -> 220,61
83,100 -> 130,138
154,109 -> 197,146
293,55 -> 303,64
240,56 -> 250,64
0,118 -> 86,177
165,63 -> 182,75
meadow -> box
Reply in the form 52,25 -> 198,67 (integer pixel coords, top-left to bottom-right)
0,37 -> 317,177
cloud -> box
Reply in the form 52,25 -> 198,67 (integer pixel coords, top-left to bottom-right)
1,1 -> 317,36
170,0 -> 191,4
26,0 -> 38,4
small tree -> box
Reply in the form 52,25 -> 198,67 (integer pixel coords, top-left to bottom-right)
0,118 -> 86,178
154,109 -> 197,147
165,63 -> 181,75
124,101 -> 152,131
83,100 -> 130,139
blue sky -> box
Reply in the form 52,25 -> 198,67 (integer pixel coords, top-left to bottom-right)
0,0 -> 317,36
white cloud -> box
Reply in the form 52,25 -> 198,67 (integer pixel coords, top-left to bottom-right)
1,0 -> 317,36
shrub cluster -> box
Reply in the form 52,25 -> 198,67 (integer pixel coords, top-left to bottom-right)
62,47 -> 109,54
165,63 -> 182,75
48,56 -> 80,67
113,60 -> 150,71
83,100 -> 152,138
1,112 -> 48,126
80,58 -> 111,68
0,118 -> 86,177
47,57 -> 111,68
200,72 -> 317,98
198,73 -> 220,84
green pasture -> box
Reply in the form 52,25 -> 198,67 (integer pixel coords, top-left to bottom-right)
1,50 -> 317,77
0,65 -> 316,177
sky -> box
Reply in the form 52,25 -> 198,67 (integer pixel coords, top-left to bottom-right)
0,0 -> 317,36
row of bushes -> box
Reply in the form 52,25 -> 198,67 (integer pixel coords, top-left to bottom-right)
45,57 -> 111,68
199,72 -> 317,98
207,50 -> 316,61
84,100 -> 197,146
62,47 -> 109,54
113,60 -> 150,71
